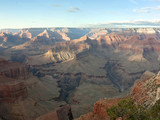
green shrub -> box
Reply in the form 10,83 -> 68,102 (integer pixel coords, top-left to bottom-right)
106,98 -> 148,120
147,99 -> 160,119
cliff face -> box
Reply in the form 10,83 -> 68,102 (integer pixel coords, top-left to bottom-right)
0,58 -> 28,103
0,76 -> 27,103
119,36 -> 160,52
96,34 -> 127,46
0,58 -> 28,80
131,71 -> 160,107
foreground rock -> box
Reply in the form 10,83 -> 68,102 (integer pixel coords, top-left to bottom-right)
76,98 -> 124,120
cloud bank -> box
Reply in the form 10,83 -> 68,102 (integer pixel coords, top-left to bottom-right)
85,20 -> 160,28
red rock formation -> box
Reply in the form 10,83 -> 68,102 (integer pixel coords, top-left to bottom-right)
0,76 -> 27,103
76,98 -> 124,120
36,105 -> 73,120
93,98 -> 123,119
0,58 -> 28,80
96,33 -> 127,46
0,58 -> 28,103
131,71 -> 160,107
119,36 -> 160,52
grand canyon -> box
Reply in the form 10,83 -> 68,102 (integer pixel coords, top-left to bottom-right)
0,27 -> 160,119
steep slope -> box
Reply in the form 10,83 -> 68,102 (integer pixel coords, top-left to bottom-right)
131,71 -> 160,107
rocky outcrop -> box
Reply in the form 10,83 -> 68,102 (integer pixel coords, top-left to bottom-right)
44,49 -> 75,63
36,105 -> 73,120
76,98 -> 124,120
131,71 -> 160,107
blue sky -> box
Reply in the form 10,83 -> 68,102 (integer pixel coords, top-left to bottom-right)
0,0 -> 160,28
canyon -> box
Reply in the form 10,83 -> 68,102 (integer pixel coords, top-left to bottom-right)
0,27 -> 160,119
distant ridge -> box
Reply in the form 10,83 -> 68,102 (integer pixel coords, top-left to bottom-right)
0,29 -> 20,33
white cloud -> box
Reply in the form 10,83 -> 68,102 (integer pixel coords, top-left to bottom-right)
141,7 -> 152,10
133,9 -> 149,13
155,6 -> 160,10
66,7 -> 80,13
134,6 -> 160,12
133,7 -> 153,13
151,0 -> 160,1
52,4 -> 63,7
85,20 -> 160,28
